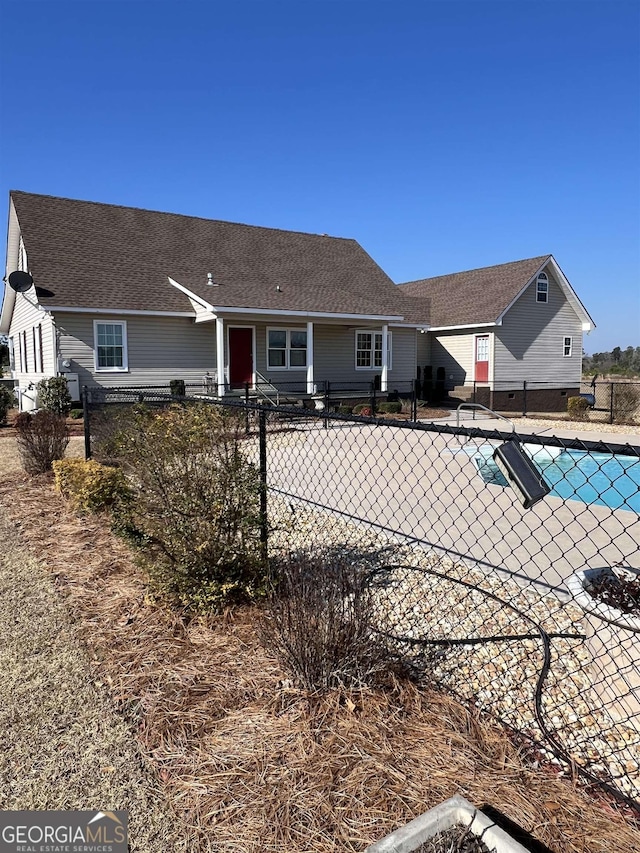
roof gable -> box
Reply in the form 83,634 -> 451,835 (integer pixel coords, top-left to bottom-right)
398,256 -> 552,327
8,192 -> 410,320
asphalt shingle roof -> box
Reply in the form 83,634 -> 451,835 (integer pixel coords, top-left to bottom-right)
398,255 -> 551,327
10,192 -> 416,319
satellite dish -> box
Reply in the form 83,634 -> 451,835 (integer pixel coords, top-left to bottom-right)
8,270 -> 34,293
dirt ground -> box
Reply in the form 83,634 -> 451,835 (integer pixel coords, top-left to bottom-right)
0,433 -> 639,852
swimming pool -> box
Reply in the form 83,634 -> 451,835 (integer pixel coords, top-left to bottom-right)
470,444 -> 640,514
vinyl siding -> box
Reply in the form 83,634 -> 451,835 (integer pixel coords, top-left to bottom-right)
494,267 -> 583,388
252,323 -> 416,391
189,297 -> 215,323
416,331 -> 431,368
55,315 -> 417,393
431,331 -> 477,386
56,313 -> 216,388
7,292 -> 56,395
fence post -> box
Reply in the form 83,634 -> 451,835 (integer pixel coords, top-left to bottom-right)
412,381 -> 418,422
610,382 -> 614,425
473,381 -> 476,404
370,382 -> 377,417
323,381 -> 330,430
82,386 -> 92,460
244,382 -> 250,434
523,380 -> 527,417
258,406 -> 268,567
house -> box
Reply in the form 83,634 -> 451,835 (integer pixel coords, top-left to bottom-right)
398,256 -> 595,412
1,191 -> 422,409
1,191 -> 594,413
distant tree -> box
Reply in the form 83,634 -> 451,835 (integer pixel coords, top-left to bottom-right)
612,346 -> 622,364
621,346 -> 634,367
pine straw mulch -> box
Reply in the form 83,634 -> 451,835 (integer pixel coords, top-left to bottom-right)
0,470 -> 639,853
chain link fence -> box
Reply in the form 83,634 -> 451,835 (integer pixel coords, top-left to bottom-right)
82,385 -> 640,814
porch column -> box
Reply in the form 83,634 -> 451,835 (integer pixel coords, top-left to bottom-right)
381,324 -> 389,392
215,316 -> 225,397
306,321 -> 314,394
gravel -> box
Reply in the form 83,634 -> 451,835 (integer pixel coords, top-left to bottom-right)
506,416 -> 640,438
268,495 -> 640,801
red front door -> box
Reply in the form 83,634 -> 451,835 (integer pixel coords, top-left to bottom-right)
475,335 -> 489,383
228,328 -> 253,388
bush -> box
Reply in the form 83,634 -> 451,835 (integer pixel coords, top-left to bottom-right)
69,408 -> 84,419
378,401 -> 402,414
15,411 -> 70,474
612,383 -> 640,425
567,396 -> 589,421
260,551 -> 410,691
353,404 -> 372,416
91,403 -> 153,465
37,376 -> 72,414
337,406 -> 353,416
0,386 -> 15,424
53,458 -> 131,514
111,403 -> 265,611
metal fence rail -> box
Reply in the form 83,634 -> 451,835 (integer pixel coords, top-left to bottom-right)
83,386 -> 640,813
460,379 -> 640,423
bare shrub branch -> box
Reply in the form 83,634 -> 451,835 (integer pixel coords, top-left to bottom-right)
260,550 -> 424,691
15,411 -> 70,475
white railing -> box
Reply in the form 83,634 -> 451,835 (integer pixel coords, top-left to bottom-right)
456,402 -> 515,431
254,372 -> 281,405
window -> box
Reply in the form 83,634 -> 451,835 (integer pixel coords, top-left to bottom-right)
536,272 -> 548,303
94,321 -> 128,371
32,328 -> 37,373
38,324 -> 44,373
563,336 -> 572,357
355,330 -> 392,370
267,328 -> 307,369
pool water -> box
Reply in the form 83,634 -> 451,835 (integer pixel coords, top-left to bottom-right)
472,446 -> 640,514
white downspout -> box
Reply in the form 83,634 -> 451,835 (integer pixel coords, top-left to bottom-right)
216,316 -> 225,397
381,324 -> 388,392
306,321 -> 314,394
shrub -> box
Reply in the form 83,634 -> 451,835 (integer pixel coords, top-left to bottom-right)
37,376 -> 72,414
612,383 -> 640,425
260,551 -> 411,691
91,403 -> 154,465
15,411 -> 69,474
0,385 -> 15,424
112,403 -> 265,611
378,401 -> 402,414
352,404 -> 372,416
53,458 -> 131,514
567,396 -> 589,421
69,408 -> 84,419
337,406 -> 353,416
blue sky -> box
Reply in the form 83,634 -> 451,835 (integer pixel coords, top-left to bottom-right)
0,0 -> 638,353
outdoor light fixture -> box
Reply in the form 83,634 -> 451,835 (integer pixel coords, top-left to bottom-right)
493,440 -> 550,509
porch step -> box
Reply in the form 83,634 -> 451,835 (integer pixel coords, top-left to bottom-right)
451,385 -> 476,401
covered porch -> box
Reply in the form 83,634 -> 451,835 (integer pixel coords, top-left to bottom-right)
196,310 -> 404,400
